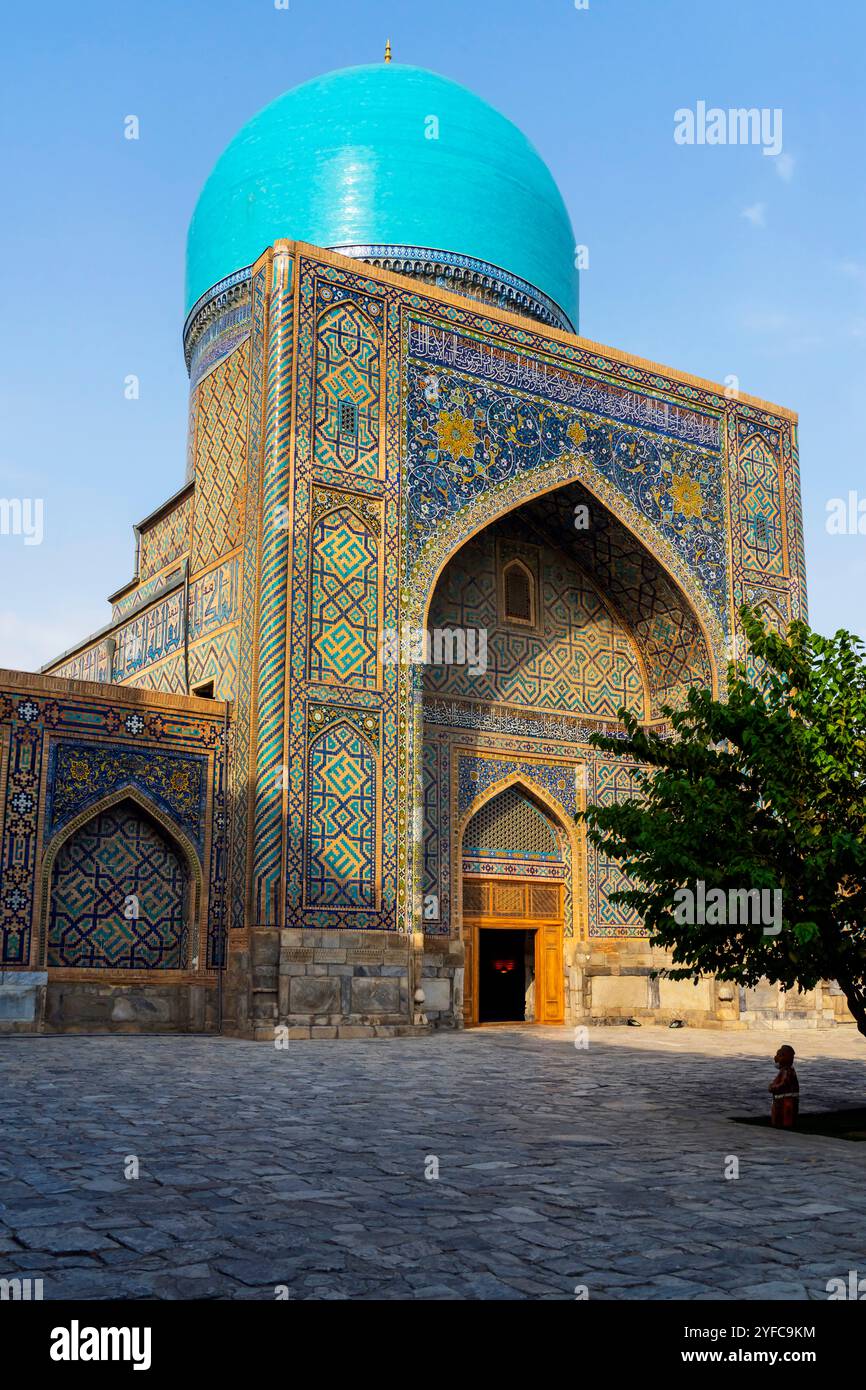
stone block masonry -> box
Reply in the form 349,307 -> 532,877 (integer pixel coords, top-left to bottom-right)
237,930 -> 464,1040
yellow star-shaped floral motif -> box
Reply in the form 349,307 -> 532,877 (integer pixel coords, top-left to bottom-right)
567,419 -> 588,449
435,408 -> 479,462
670,473 -> 704,519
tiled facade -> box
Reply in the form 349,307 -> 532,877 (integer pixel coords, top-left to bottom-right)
1,242 -> 820,1036
0,672 -> 227,1031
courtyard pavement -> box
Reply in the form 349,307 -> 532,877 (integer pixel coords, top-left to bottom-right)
1,1024 -> 865,1300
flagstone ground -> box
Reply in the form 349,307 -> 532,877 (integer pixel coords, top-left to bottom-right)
2,1025 -> 865,1300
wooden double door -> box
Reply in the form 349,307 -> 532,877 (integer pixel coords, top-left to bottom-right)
462,876 -> 565,1027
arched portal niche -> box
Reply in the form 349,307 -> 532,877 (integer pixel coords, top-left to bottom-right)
44,795 -> 197,971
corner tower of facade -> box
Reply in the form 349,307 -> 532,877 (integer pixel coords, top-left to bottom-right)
10,59 -> 813,1038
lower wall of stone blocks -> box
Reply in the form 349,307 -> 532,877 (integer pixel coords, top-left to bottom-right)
0,973 -> 219,1034
564,939 -> 854,1031
238,929 -> 465,1040
0,938 -> 852,1036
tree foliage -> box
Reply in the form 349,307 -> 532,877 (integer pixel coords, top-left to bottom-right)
582,608 -> 866,1037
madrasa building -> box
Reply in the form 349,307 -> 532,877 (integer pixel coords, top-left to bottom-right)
1,55 -> 831,1037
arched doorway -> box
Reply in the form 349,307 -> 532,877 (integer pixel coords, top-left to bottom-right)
460,784 -> 566,1026
46,798 -> 192,970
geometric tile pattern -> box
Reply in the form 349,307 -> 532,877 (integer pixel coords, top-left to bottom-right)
314,299 -> 381,476
0,683 -> 227,968
138,494 -> 192,580
38,247 -> 805,966
230,267 -> 268,933
421,736 -> 451,925
48,803 -> 189,969
728,410 -> 803,670
252,253 -> 294,924
309,508 -> 380,686
521,486 -> 714,714
121,659 -> 186,696
591,759 -> 646,936
284,263 -> 396,931
455,753 -> 577,938
736,426 -> 785,577
463,784 -> 563,861
306,721 -> 376,908
112,571 -> 182,623
49,642 -> 112,685
458,754 -> 579,821
191,343 -> 250,571
425,526 -> 646,718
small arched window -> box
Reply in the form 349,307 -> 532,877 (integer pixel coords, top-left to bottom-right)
502,558 -> 535,626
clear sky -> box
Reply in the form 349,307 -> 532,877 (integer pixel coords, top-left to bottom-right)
1,0 -> 864,670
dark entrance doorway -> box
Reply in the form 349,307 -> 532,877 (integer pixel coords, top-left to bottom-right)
478,928 -> 531,1023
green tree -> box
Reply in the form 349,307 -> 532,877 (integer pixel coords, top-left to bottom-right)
582,609 -> 866,1037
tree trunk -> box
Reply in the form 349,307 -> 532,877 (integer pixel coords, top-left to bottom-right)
836,973 -> 866,1039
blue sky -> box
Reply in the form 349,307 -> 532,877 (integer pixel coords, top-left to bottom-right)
1,0 -> 864,669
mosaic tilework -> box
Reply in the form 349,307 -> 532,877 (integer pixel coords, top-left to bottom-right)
134,624 -> 243,705
410,322 -> 720,447
306,720 -> 377,908
121,658 -> 186,696
284,262 -> 397,930
49,643 -> 112,685
590,759 -> 646,937
48,805 -> 189,970
404,352 -> 726,621
0,682 -> 227,969
422,723 -> 645,939
189,302 -> 251,392
461,783 -> 570,928
53,559 -> 240,692
424,527 -> 646,718
138,495 -> 192,580
185,384 -> 198,482
191,342 -> 250,572
185,272 -> 253,383
728,410 -> 805,662
0,707 -> 40,964
421,735 -> 450,928
28,242 -> 807,977
87,249 -> 802,961
112,590 -> 181,682
187,629 -> 239,701
309,505 -> 380,687
230,265 -> 268,932
252,253 -> 294,924
736,427 -> 785,577
111,571 -> 183,623
463,785 -> 563,861
46,740 -> 207,856
314,296 -> 382,476
423,695 -> 632,745
115,558 -> 239,683
457,754 -> 579,821
455,754 -> 578,938
521,486 -> 714,713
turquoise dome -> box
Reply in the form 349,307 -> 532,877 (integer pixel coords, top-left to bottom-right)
185,62 -> 578,332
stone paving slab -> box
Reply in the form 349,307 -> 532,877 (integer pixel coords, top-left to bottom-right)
1,1025 -> 865,1300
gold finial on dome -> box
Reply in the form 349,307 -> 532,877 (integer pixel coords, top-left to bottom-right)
384,38 -> 392,63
